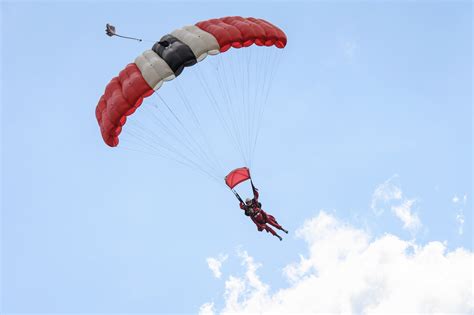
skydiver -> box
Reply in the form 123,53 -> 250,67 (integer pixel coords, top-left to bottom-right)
233,181 -> 288,241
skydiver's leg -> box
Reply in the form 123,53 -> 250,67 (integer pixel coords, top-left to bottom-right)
266,214 -> 288,233
264,224 -> 277,235
264,224 -> 283,241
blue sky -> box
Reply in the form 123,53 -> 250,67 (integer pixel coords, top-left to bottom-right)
2,1 -> 472,313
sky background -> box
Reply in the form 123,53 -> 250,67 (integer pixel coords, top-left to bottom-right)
1,1 -> 472,313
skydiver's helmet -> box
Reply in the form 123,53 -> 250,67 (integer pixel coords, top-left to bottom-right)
245,198 -> 252,206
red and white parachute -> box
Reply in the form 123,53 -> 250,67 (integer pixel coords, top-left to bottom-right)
95,16 -> 287,183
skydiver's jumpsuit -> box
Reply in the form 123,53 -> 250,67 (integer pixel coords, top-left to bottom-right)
239,185 -> 286,237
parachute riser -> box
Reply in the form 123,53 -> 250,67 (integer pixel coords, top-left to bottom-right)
231,189 -> 243,204
113,34 -> 143,42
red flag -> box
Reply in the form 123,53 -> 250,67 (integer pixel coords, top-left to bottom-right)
225,167 -> 250,189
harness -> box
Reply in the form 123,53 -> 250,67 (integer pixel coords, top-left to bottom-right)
244,200 -> 262,217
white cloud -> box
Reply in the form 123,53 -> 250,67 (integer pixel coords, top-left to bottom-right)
199,302 -> 215,315
452,194 -> 468,204
452,195 -> 460,203
206,254 -> 228,279
391,199 -> 421,233
201,211 -> 473,314
371,175 -> 403,215
456,210 -> 465,236
453,194 -> 468,236
371,175 -> 422,232
221,250 -> 270,313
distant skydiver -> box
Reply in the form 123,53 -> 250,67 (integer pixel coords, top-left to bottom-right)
225,167 -> 288,241
232,177 -> 288,241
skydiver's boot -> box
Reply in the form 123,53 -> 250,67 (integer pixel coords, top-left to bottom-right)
275,234 -> 283,241
282,228 -> 288,234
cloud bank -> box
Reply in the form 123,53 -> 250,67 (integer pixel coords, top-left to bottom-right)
201,211 -> 473,314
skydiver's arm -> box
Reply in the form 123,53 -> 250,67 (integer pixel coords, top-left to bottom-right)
240,202 -> 245,210
251,180 -> 259,200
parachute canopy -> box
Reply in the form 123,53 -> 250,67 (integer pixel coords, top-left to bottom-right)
225,167 -> 251,189
96,16 -> 287,147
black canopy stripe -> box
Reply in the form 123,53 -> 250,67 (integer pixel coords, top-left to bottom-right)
152,34 -> 197,77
